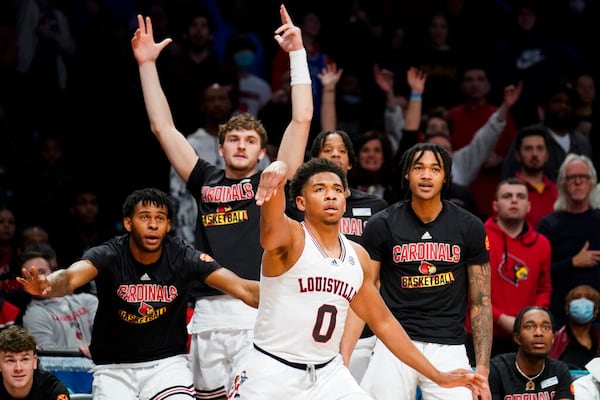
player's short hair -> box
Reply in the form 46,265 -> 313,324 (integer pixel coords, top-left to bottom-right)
0,326 -> 37,353
398,143 -> 453,195
310,130 -> 356,168
122,188 -> 173,220
512,306 -> 554,335
218,113 -> 268,149
289,158 -> 347,200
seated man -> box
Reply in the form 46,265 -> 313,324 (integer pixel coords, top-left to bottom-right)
489,306 -> 574,399
20,249 -> 97,358
0,325 -> 70,399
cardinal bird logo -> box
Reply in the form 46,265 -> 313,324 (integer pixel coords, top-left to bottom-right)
418,261 -> 436,275
499,253 -> 529,285
138,301 -> 155,316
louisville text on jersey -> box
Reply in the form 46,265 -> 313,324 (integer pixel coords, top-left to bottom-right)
298,276 -> 358,302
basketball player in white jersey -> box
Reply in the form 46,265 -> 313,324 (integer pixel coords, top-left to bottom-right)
227,158 -> 489,399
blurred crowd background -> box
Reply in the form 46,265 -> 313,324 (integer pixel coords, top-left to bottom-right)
0,0 -> 598,261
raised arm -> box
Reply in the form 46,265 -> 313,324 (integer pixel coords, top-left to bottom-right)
319,62 -> 343,132
374,65 -> 404,154
18,260 -> 98,298
274,4 -> 314,179
404,67 -> 427,132
132,14 -> 199,183
452,83 -> 523,186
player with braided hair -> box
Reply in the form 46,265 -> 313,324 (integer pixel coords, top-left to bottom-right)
341,142 -> 493,400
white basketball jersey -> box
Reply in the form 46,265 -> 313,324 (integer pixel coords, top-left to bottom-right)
253,223 -> 364,364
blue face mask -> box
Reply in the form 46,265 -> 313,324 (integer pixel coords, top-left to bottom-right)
233,50 -> 255,69
569,298 -> 595,324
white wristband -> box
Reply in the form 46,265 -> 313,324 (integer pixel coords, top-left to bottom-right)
289,48 -> 311,86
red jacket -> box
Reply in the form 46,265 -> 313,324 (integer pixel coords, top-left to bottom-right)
0,295 -> 20,330
466,218 -> 552,337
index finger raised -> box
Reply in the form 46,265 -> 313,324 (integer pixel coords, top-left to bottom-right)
279,4 -> 293,25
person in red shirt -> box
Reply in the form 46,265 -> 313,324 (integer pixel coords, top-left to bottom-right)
512,126 -> 558,228
467,178 -> 552,362
449,65 -> 518,219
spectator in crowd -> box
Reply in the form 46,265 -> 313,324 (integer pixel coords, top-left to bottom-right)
572,72 -> 595,138
224,31 -> 271,117
489,306 -> 574,399
51,184 -> 117,267
20,249 -> 97,358
488,2 -> 566,128
349,129 -> 399,204
0,206 -> 27,310
0,325 -> 70,399
550,285 -> 600,370
502,82 -> 593,181
537,154 -> 600,328
14,0 -> 76,136
411,11 -> 461,111
448,65 -> 519,219
133,6 -> 312,399
512,126 -> 558,228
466,178 -> 551,361
160,5 -> 237,135
0,290 -> 20,332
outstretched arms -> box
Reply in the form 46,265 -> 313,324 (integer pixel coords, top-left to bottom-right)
18,260 -> 98,298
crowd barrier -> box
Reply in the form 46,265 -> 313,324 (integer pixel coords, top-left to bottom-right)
38,350 -> 94,394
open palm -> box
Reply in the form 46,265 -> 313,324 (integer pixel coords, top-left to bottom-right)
131,14 -> 172,65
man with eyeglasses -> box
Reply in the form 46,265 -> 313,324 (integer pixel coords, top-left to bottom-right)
537,154 -> 600,328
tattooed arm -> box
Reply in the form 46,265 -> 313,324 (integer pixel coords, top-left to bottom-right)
468,261 -> 492,400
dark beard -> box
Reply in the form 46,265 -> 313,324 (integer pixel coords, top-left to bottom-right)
522,165 -> 544,175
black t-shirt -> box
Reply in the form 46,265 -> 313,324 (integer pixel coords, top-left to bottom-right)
362,199 -> 489,344
0,369 -> 70,400
187,159 -> 264,297
83,234 -> 221,364
489,353 -> 574,400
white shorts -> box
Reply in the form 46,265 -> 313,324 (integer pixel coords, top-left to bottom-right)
228,347 -> 371,399
349,335 -> 376,383
91,355 -> 194,400
190,329 -> 253,399
361,339 -> 472,400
